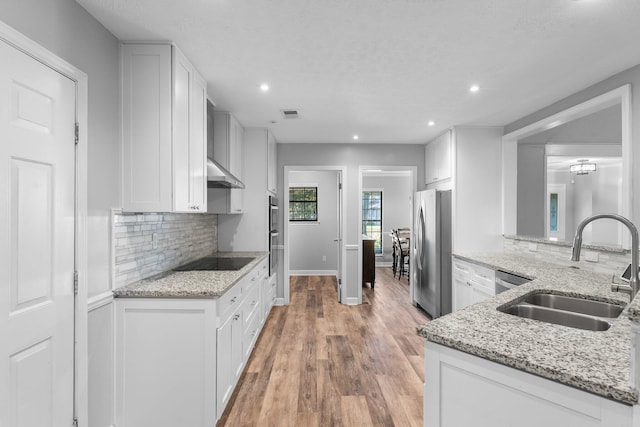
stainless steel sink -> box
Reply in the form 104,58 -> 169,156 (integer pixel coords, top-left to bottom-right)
523,293 -> 624,319
501,304 -> 612,331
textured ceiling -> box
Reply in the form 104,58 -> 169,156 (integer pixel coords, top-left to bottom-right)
76,0 -> 640,144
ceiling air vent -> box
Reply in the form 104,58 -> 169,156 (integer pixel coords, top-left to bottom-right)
281,109 -> 300,119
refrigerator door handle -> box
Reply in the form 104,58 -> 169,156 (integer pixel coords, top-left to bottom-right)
416,206 -> 424,272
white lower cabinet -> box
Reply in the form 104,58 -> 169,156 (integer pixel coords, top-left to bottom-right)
216,305 -> 243,418
452,257 -> 495,311
115,258 -> 271,426
114,299 -> 216,427
425,341 -> 634,427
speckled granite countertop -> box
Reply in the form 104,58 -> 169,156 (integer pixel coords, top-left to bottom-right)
417,252 -> 638,404
113,252 -> 268,298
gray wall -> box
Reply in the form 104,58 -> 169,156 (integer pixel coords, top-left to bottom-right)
288,171 -> 339,273
0,2 -> 120,426
517,144 -> 545,237
0,0 -> 121,299
278,143 -> 424,302
505,64 -> 640,228
362,174 -> 412,264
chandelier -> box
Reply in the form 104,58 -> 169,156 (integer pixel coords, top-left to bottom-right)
570,159 -> 597,175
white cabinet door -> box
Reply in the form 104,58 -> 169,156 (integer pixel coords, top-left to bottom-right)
425,342 -> 634,427
425,130 -> 452,184
216,307 -> 243,419
189,71 -> 207,212
471,281 -> 494,305
267,130 -> 277,194
452,257 -> 495,311
173,48 -> 207,213
172,47 -> 192,212
121,44 -> 173,212
122,43 -> 207,213
115,299 -> 216,427
452,273 -> 472,311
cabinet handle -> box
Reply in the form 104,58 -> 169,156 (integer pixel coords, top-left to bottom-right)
233,314 -> 240,321
466,281 -> 472,287
231,296 -> 238,303
251,300 -> 258,306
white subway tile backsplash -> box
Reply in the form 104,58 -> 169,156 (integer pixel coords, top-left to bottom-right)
112,212 -> 217,289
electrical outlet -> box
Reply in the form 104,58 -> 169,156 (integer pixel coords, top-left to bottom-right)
585,251 -> 599,262
152,233 -> 158,249
322,255 -> 326,262
528,242 -> 537,252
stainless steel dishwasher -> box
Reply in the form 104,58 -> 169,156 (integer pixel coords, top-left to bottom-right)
495,270 -> 531,294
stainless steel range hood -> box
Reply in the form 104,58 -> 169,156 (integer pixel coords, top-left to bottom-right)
207,157 -> 245,189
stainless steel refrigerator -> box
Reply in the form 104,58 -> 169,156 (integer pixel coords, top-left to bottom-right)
413,189 -> 452,318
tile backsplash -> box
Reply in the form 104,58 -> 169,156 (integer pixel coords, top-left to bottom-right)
113,212 -> 217,289
503,235 -> 631,278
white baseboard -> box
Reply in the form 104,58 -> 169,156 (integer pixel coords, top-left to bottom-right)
341,296 -> 360,305
376,261 -> 392,267
274,297 -> 287,306
290,270 -> 338,276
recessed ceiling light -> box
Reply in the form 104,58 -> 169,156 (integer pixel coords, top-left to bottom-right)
469,85 -> 480,93
428,121 -> 435,127
260,83 -> 269,92
353,135 -> 359,140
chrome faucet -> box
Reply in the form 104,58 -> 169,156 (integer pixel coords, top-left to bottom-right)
570,213 -> 639,298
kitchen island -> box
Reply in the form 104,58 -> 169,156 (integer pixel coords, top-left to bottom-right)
113,252 -> 272,427
418,253 -> 640,426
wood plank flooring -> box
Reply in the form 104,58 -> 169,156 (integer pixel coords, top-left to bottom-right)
217,267 -> 430,427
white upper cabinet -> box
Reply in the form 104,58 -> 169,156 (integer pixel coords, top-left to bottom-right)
208,112 -> 245,214
267,130 -> 277,194
425,130 -> 452,184
121,43 -> 207,213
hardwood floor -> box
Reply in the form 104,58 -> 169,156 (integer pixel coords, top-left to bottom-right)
217,267 -> 430,427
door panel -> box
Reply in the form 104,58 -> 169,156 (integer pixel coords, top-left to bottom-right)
0,40 -> 76,427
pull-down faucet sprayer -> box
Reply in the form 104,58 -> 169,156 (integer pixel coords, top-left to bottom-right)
570,214 -> 639,299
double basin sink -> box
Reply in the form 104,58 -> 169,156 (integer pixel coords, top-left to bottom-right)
499,292 -> 626,331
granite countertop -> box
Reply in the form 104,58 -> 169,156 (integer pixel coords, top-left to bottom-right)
417,252 -> 638,404
113,252 -> 268,299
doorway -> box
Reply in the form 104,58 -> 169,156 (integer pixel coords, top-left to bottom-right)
0,22 -> 89,425
358,166 -> 417,305
284,166 -> 346,303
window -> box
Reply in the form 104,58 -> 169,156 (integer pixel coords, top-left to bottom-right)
362,191 -> 382,254
549,192 -> 558,232
289,187 -> 318,221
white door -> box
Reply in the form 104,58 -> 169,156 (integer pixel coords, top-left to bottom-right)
0,40 -> 76,426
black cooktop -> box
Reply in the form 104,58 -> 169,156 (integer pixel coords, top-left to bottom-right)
173,256 -> 255,271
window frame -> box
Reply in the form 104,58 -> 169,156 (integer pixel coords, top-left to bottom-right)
362,189 -> 383,255
288,186 -> 319,222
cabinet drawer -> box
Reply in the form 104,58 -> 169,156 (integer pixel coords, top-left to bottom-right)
218,282 -> 242,324
243,311 -> 261,359
471,264 -> 495,291
453,260 -> 471,275
243,285 -> 260,333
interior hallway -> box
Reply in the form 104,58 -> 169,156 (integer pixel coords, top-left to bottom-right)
218,267 -> 430,426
